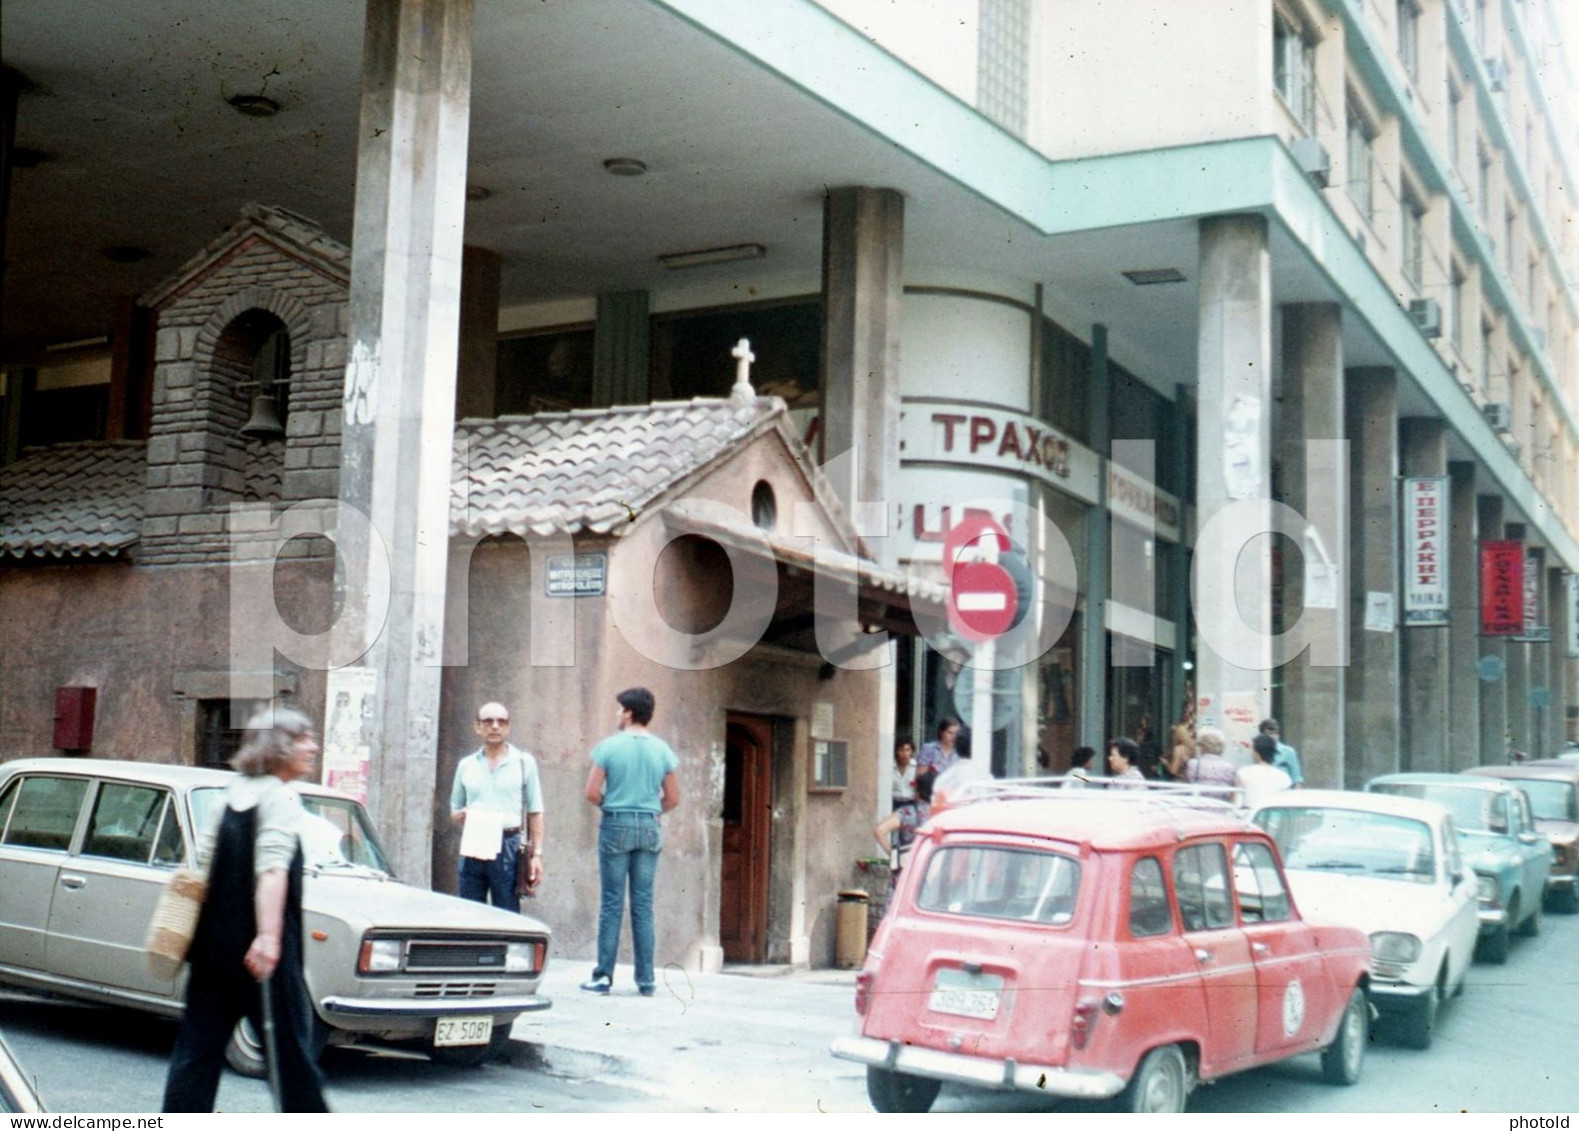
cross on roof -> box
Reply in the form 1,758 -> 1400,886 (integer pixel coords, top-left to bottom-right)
731,337 -> 756,402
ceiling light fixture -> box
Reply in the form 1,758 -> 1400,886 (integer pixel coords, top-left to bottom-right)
228,93 -> 281,118
1122,267 -> 1187,286
602,157 -> 647,177
658,243 -> 766,270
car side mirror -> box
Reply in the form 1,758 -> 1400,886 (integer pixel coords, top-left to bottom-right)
1517,832 -> 1541,846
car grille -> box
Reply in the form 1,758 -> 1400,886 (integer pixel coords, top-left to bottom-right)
414,982 -> 499,998
406,942 -> 509,971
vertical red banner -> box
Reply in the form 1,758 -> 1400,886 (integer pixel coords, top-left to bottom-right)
1480,540 -> 1524,635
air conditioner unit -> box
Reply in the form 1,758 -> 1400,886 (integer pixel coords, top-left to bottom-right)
1483,401 -> 1512,432
1408,297 -> 1443,338
1290,137 -> 1331,187
1484,57 -> 1508,92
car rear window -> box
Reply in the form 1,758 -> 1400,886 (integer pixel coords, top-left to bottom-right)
1257,806 -> 1437,884
915,845 -> 1080,925
1515,780 -> 1579,822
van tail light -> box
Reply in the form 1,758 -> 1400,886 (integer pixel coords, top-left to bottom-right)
854,969 -> 876,1015
1070,998 -> 1101,1050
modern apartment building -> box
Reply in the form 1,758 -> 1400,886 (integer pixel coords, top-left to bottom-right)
1,0 -> 1575,966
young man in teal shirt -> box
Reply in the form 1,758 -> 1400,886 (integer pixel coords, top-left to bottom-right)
581,687 -> 680,996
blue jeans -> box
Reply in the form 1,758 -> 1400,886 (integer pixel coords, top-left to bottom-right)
458,832 -> 521,914
593,812 -> 662,990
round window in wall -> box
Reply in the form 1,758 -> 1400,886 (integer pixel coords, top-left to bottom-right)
751,480 -> 777,532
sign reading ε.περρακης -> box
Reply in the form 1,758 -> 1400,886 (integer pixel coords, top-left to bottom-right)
545,552 -> 607,597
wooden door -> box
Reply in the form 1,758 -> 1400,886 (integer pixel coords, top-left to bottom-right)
721,715 -> 772,963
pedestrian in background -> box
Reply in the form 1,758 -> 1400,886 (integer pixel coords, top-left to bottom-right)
449,701 -> 544,912
1258,718 -> 1304,787
581,687 -> 680,998
891,738 -> 917,808
1106,737 -> 1147,788
1184,726 -> 1238,802
874,767 -> 936,880
916,717 -> 962,777
1065,746 -> 1096,788
1163,723 -> 1195,781
1238,733 -> 1292,809
162,706 -> 329,1113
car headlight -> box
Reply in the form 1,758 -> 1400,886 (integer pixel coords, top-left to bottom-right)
358,937 -> 403,974
504,941 -> 545,974
1369,932 -> 1422,964
1476,876 -> 1499,904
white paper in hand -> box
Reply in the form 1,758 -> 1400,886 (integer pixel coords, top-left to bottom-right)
459,806 -> 507,859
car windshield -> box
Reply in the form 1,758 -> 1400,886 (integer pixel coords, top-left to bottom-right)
1254,807 -> 1437,883
1369,782 -> 1508,834
1513,780 -> 1579,822
191,787 -> 392,875
915,845 -> 1080,925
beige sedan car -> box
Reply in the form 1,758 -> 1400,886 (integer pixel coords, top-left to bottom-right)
0,758 -> 551,1076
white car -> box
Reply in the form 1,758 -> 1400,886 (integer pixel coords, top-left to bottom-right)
1252,790 -> 1479,1050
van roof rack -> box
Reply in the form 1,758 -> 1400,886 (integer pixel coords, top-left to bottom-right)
946,775 -> 1244,814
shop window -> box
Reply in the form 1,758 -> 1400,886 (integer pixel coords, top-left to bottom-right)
1273,7 -> 1317,133
495,327 -> 595,414
650,299 -> 819,406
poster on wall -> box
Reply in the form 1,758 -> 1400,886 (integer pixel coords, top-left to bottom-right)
1567,573 -> 1579,659
1518,548 -> 1550,642
1479,540 -> 1525,636
321,666 -> 377,803
1401,477 -> 1449,625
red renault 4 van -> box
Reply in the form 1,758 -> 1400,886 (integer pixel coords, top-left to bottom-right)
832,785 -> 1372,1112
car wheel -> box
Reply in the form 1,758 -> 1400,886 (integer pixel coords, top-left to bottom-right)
1320,987 -> 1367,1085
226,1012 -> 327,1079
1120,1045 -> 1189,1113
866,1066 -> 941,1113
429,1023 -> 512,1068
1397,979 -> 1438,1051
1559,887 -> 1579,915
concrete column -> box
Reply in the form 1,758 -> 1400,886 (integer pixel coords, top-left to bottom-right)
1505,525 -> 1531,758
1278,303 -> 1346,788
1166,383 -> 1191,738
820,186 -> 903,565
1079,325 -> 1111,753
453,245 -> 500,419
1344,368 -> 1400,786
1447,462 -> 1481,770
1193,215 -> 1273,755
1547,566 -> 1569,756
1477,495 -> 1509,765
1399,418 -> 1450,772
592,290 -> 651,408
336,0 -> 473,885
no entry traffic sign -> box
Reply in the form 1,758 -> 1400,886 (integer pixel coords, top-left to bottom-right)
950,560 -> 1018,640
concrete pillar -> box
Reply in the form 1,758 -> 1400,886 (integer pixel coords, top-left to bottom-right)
1547,566 -> 1569,756
820,186 -> 903,565
1278,303 -> 1345,787
1477,495 -> 1509,765
1399,418 -> 1450,772
336,0 -> 474,885
1447,462 -> 1481,770
1166,383 -> 1191,738
1193,215 -> 1273,756
1079,325 -> 1111,753
592,290 -> 651,408
1344,368 -> 1400,786
1505,525 -> 1531,758
453,245 -> 500,419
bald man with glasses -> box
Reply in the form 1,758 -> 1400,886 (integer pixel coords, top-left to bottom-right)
449,702 -> 544,912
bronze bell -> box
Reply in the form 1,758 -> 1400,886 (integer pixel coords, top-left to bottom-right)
239,392 -> 286,440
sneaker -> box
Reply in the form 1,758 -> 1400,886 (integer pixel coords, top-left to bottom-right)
579,975 -> 612,995
638,985 -> 656,997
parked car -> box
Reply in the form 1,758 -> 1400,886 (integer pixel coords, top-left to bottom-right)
0,1031 -> 44,1114
831,788 -> 1372,1113
1251,790 -> 1479,1049
1463,762 -> 1579,913
0,758 -> 551,1076
1366,773 -> 1549,963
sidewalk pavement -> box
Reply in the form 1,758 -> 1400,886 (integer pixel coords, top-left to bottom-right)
506,960 -> 871,1112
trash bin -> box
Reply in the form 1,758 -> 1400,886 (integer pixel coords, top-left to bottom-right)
836,889 -> 870,968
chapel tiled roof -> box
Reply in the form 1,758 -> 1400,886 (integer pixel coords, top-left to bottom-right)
0,440 -> 147,559
450,396 -> 790,538
141,202 -> 350,309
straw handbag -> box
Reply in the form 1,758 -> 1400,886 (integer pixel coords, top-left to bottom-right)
144,868 -> 208,980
